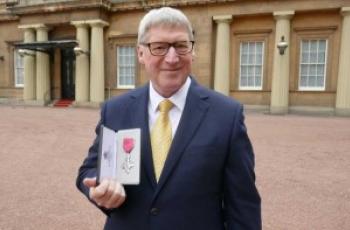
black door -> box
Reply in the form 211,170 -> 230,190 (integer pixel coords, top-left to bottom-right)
61,49 -> 75,99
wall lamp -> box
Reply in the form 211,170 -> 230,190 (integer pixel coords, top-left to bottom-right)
0,55 -> 4,61
18,49 -> 35,57
73,47 -> 89,56
277,36 -> 288,55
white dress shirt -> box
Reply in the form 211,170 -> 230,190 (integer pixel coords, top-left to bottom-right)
148,77 -> 191,138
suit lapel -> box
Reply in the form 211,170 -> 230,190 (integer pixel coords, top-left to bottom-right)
155,80 -> 210,195
127,80 -> 210,194
127,85 -> 157,189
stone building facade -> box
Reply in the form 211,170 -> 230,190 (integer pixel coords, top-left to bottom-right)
0,0 -> 349,116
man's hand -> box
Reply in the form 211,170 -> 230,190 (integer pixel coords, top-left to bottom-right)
83,177 -> 126,209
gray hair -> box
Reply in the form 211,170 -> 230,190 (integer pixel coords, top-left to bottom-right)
137,7 -> 194,44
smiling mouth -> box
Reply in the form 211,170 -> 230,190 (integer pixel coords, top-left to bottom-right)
162,68 -> 181,71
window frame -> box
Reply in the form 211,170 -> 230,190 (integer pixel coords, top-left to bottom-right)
232,28 -> 272,92
292,26 -> 337,93
14,49 -> 24,88
238,41 -> 265,91
116,45 -> 136,89
298,39 -> 328,91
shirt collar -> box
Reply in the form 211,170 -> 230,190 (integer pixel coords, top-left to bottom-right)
149,77 -> 191,112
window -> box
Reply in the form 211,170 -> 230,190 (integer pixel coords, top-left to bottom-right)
14,49 -> 24,87
299,39 -> 327,91
117,46 -> 136,89
239,41 -> 264,90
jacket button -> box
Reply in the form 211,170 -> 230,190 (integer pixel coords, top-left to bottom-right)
150,207 -> 159,215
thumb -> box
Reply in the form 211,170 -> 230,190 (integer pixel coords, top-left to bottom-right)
83,177 -> 97,188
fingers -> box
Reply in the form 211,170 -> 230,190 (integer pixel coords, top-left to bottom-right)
83,177 -> 97,188
87,178 -> 126,209
93,179 -> 109,199
103,181 -> 126,209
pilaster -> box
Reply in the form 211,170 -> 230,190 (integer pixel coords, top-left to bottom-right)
270,11 -> 294,114
20,27 -> 36,101
35,24 -> 50,103
335,7 -> 350,116
213,15 -> 232,96
87,19 -> 109,104
71,21 -> 90,103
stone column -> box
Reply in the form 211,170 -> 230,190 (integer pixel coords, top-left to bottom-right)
35,25 -> 50,104
270,11 -> 294,114
18,26 -> 36,101
87,19 -> 109,104
213,15 -> 232,96
335,7 -> 350,116
71,21 -> 90,103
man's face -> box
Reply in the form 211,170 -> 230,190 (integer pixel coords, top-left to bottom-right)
137,25 -> 193,98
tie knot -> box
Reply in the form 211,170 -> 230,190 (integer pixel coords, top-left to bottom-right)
158,99 -> 173,113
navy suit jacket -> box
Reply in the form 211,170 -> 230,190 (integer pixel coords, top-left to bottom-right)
76,78 -> 261,230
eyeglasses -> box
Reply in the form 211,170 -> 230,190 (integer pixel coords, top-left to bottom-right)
142,41 -> 195,56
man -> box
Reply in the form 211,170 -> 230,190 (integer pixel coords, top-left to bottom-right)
77,7 -> 261,230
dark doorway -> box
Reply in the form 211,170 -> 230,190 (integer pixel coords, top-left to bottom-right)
61,48 -> 75,99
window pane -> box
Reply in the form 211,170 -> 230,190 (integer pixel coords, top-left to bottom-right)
256,53 -> 263,65
255,76 -> 261,86
310,52 -> 317,63
256,42 -> 263,53
241,77 -> 247,87
301,65 -> 308,76
319,40 -> 326,51
241,54 -> 248,64
310,40 -> 317,51
317,64 -> 324,76
241,43 -> 248,54
318,51 -> 325,63
316,76 -> 324,87
310,64 -> 317,75
302,40 -> 309,52
248,54 -> 254,64
255,66 -> 261,76
120,55 -> 125,65
241,66 -> 247,76
301,52 -> 309,63
300,76 -> 307,87
248,76 -> 254,86
248,66 -> 254,76
308,75 -> 316,87
249,42 -> 255,53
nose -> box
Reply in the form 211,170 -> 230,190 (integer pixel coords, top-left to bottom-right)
164,46 -> 179,64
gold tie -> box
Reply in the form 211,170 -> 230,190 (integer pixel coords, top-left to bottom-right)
151,99 -> 174,181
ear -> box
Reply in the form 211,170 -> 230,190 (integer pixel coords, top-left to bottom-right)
137,45 -> 145,64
